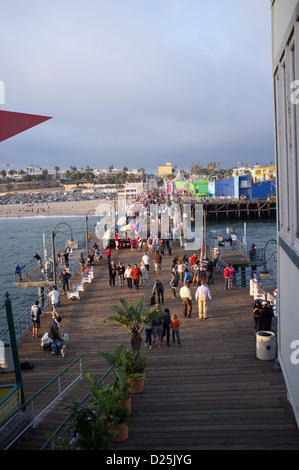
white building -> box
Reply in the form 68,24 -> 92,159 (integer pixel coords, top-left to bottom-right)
25,164 -> 43,176
271,0 -> 299,427
118,182 -> 144,202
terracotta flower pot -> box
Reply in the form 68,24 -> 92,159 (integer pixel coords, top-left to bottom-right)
127,375 -> 145,394
110,422 -> 129,442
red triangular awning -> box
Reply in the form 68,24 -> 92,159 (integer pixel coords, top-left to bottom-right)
0,110 -> 52,142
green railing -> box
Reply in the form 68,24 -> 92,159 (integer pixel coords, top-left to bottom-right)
0,354 -> 84,450
40,365 -> 114,450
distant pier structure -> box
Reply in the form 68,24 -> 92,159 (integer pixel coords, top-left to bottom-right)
188,200 -> 276,221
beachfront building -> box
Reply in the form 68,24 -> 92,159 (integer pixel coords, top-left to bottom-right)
158,162 -> 173,177
232,164 -> 276,183
251,165 -> 276,183
271,0 -> 299,427
117,182 -> 144,202
25,164 -> 43,176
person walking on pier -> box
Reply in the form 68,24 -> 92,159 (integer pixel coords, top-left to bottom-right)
79,252 -> 85,273
117,261 -> 125,287
162,308 -> 171,346
141,253 -> 150,272
206,258 -> 214,286
140,261 -> 150,287
31,300 -> 42,338
108,260 -> 117,287
152,279 -> 165,303
171,314 -> 181,347
253,299 -> 262,335
195,280 -> 212,320
47,285 -> 60,318
224,264 -> 234,290
106,247 -> 111,264
144,321 -> 153,349
213,248 -> 220,272
258,301 -> 274,332
124,264 -> 133,289
153,252 -> 162,274
48,311 -> 62,355
132,263 -> 142,290
59,269 -> 71,294
170,271 -> 178,298
180,282 -> 192,318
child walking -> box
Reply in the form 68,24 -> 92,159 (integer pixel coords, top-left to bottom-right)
171,314 -> 181,347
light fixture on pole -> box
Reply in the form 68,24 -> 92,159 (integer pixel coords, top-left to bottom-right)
51,222 -> 74,287
259,239 -> 277,281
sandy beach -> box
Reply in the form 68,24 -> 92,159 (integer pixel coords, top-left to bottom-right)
0,199 -> 107,218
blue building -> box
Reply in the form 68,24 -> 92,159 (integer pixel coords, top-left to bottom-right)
252,180 -> 276,200
214,175 -> 275,201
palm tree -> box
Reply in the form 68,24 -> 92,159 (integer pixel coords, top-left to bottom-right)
54,166 -> 60,181
104,296 -> 164,351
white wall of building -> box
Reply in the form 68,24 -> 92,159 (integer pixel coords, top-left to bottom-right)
277,249 -> 299,425
272,0 -> 299,427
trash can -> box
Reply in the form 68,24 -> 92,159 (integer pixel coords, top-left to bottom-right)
0,342 -> 14,372
256,331 -> 276,360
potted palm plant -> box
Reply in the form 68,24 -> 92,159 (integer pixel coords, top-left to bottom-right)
104,296 -> 164,351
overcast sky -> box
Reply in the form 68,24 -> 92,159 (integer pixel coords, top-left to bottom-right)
0,0 -> 274,174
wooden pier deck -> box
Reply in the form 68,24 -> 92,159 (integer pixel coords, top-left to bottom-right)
2,244 -> 299,450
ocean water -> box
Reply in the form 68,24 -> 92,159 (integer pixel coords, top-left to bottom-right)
0,214 -> 277,331
0,215 -> 92,325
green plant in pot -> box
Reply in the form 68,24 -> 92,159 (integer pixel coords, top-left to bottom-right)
97,343 -> 147,394
85,372 -> 130,442
104,296 -> 164,351
47,399 -> 112,450
97,344 -> 131,409
122,348 -> 147,394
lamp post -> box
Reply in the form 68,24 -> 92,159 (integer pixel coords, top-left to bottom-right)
85,210 -> 98,256
51,222 -> 74,287
259,238 -> 277,281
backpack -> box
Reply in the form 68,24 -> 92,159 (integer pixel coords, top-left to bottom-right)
224,267 -> 230,277
31,305 -> 40,321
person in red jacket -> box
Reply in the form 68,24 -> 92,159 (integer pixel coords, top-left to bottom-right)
171,314 -> 181,347
106,247 -> 111,264
224,263 -> 234,290
131,264 -> 142,290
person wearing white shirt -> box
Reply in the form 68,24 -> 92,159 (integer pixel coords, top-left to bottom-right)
47,285 -> 60,317
180,282 -> 192,318
141,254 -> 150,272
195,280 -> 212,320
124,265 -> 133,289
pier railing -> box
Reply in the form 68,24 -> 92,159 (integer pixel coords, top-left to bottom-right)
0,235 -> 98,344
0,354 -> 84,450
40,365 -> 114,450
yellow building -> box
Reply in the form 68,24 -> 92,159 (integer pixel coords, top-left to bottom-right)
251,165 -> 276,183
158,162 -> 173,177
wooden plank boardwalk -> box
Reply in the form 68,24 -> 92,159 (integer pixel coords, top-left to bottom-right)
2,243 -> 299,450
